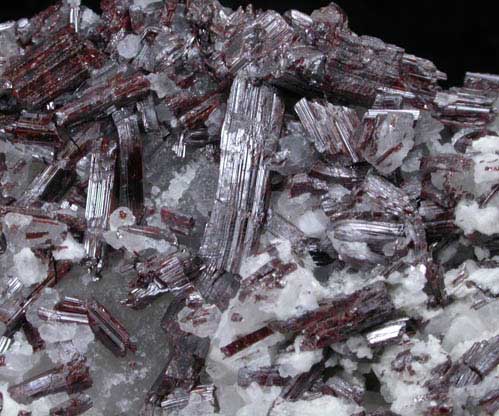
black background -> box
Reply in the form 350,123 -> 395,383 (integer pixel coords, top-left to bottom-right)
1,1 -> 497,87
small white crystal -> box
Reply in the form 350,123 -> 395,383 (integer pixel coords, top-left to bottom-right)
276,345 -> 322,377
455,200 -> 499,236
117,34 -> 142,60
103,228 -> 175,254
159,162 -> 198,208
0,332 -> 39,382
53,233 -> 85,261
178,304 -> 222,339
269,395 -> 363,416
13,247 -> 48,286
39,322 -> 78,343
109,207 -> 136,231
71,324 -> 95,355
387,264 -> 429,317
3,212 -> 32,229
296,210 -> 329,238
80,7 -> 100,29
147,72 -> 179,99
236,384 -> 281,416
468,266 -> 499,295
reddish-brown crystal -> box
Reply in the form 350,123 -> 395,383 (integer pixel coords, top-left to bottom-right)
271,282 -> 394,350
3,27 -> 104,109
8,357 -> 92,405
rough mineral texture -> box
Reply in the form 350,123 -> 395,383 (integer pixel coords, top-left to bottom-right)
1,1 -> 499,415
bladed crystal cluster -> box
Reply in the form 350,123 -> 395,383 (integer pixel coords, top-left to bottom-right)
1,0 -> 499,415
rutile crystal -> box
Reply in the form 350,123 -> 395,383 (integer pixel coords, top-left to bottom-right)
200,75 -> 284,273
49,394 -> 92,416
123,253 -> 193,309
295,99 -> 360,162
1,112 -> 66,149
433,87 -> 497,128
271,282 -> 394,350
55,73 -> 150,126
86,298 -> 136,357
112,109 -> 145,219
2,27 -> 104,110
83,136 -> 118,275
464,72 -> 499,93
7,357 -> 92,404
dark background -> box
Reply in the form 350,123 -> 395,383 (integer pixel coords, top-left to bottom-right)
1,0 -> 497,87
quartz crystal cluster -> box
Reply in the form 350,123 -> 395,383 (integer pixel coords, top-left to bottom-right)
1,0 -> 499,415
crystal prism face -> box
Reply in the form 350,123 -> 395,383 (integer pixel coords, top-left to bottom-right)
357,110 -> 416,175
2,27 -> 104,110
113,110 -> 145,219
295,99 -> 360,162
271,282 -> 395,350
7,357 -> 92,404
199,75 -> 284,273
1,1 -> 499,415
83,137 -> 118,274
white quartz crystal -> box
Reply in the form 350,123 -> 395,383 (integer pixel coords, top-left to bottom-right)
276,342 -> 323,377
147,72 -> 179,99
103,228 -> 175,254
0,332 -> 39,382
455,200 -> 499,236
12,247 -> 48,286
109,207 -> 136,231
117,34 -> 142,60
178,304 -> 222,339
53,233 -> 85,261
468,266 -> 499,295
236,384 -> 281,416
296,210 -> 329,238
269,395 -> 363,416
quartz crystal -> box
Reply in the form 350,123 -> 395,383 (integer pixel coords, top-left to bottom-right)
1,1 -> 499,415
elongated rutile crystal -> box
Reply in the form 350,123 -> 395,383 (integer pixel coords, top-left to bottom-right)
464,72 -> 499,93
314,376 -> 365,405
200,76 -> 284,273
434,87 -> 497,128
295,98 -> 360,162
2,112 -> 65,148
2,27 -> 104,109
83,137 -> 118,275
123,253 -> 193,309
270,282 -> 394,350
38,306 -> 89,325
8,357 -> 92,404
55,73 -> 150,126
113,109 -> 144,219
160,208 -> 195,236
87,299 -> 136,357
16,123 -> 101,207
221,326 -> 274,357
49,394 -> 93,416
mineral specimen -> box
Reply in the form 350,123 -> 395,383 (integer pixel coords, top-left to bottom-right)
7,357 -> 92,404
0,0 -> 498,415
200,75 -> 284,273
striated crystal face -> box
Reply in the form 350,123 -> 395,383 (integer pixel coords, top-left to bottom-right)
1,1 -> 499,415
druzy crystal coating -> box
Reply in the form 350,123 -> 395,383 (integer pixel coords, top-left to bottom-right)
1,0 -> 499,415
